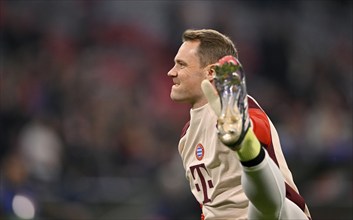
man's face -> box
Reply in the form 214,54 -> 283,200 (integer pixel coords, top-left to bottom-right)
167,40 -> 210,108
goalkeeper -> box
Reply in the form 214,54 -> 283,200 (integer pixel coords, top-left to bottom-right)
167,29 -> 311,219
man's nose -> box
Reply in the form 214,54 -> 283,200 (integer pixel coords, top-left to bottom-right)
167,67 -> 176,77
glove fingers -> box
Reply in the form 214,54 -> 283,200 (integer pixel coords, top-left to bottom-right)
201,80 -> 221,117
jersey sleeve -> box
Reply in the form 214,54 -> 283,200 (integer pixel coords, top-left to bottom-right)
249,108 -> 271,147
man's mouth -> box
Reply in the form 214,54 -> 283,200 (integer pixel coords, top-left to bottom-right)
172,81 -> 180,87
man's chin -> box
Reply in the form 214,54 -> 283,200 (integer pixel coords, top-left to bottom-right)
170,96 -> 179,102
170,94 -> 184,103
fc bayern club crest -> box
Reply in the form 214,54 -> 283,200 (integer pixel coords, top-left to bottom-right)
195,143 -> 205,160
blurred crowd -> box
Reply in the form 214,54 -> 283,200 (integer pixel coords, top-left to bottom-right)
1,1 -> 352,220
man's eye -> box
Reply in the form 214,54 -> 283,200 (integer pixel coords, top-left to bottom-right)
179,63 -> 186,68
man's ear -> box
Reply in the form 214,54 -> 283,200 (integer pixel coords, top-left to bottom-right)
206,64 -> 217,81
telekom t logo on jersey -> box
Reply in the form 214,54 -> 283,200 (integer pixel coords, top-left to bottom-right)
190,163 -> 214,204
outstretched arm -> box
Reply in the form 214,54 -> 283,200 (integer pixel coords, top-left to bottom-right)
202,55 -> 309,219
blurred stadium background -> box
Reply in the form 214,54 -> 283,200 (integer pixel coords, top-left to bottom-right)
1,0 -> 352,219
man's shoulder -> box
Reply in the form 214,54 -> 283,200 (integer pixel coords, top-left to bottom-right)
247,95 -> 264,111
180,120 -> 190,138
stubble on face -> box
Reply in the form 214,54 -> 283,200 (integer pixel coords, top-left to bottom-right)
169,41 -> 209,108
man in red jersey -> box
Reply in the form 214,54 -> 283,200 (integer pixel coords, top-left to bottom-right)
167,29 -> 311,219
